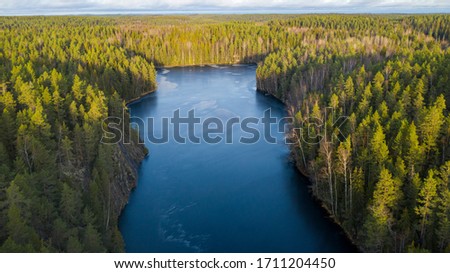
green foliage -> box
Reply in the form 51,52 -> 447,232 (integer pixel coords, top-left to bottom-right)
254,14 -> 450,252
0,16 -> 157,252
364,169 -> 401,252
0,14 -> 449,253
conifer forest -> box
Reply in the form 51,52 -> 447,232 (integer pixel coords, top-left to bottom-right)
1,14 -> 450,252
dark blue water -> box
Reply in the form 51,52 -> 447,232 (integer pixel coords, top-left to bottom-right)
119,65 -> 355,252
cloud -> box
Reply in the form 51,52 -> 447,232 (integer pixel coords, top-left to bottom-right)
0,0 -> 449,15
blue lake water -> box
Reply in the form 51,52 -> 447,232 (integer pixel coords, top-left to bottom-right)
119,65 -> 355,252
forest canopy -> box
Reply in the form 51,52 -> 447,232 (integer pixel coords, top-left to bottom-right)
0,14 -> 449,252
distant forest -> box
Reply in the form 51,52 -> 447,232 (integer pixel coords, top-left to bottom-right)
0,14 -> 449,252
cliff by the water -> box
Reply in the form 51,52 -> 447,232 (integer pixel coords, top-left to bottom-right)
111,140 -> 147,220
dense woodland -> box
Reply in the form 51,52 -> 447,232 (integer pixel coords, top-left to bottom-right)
0,14 -> 449,252
256,15 -> 450,252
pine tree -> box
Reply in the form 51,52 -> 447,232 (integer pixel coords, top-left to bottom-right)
419,95 -> 446,160
83,224 -> 105,253
416,169 -> 439,246
371,124 -> 389,166
365,168 -> 401,252
60,183 -> 82,226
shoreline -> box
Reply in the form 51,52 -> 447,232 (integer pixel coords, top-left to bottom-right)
125,88 -> 157,105
256,87 -> 361,252
154,62 -> 257,69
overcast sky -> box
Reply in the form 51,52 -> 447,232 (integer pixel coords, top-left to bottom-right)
1,0 -> 449,15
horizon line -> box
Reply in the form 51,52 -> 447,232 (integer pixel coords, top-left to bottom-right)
1,9 -> 450,16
